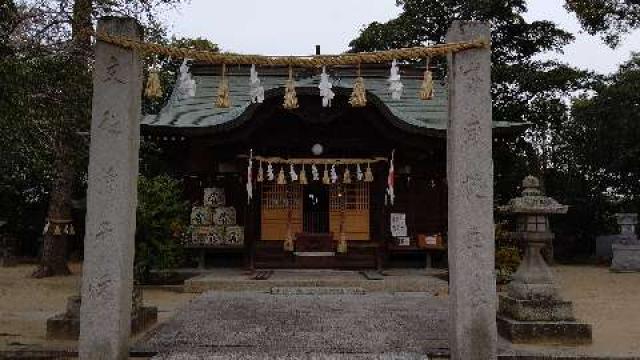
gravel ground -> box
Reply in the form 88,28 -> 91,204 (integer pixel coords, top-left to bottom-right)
0,263 -> 197,351
2,264 -> 639,358
139,291 -> 450,358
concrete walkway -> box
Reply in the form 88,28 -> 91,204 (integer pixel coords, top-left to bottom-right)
138,291 -> 450,359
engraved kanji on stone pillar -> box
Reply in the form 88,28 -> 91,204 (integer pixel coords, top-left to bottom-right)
79,17 -> 143,360
446,21 -> 497,360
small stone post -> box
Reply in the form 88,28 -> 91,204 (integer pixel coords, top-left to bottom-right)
446,21 -> 497,359
79,17 -> 143,360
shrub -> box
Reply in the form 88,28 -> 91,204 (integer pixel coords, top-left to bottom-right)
495,221 -> 521,283
135,175 -> 189,282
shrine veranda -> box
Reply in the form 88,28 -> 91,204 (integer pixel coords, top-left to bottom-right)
79,17 -> 511,359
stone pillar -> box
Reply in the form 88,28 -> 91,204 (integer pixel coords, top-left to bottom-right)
446,21 -> 497,360
79,17 -> 143,360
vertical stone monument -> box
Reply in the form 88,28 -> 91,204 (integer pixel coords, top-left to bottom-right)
611,213 -> 640,272
446,21 -> 497,359
497,176 -> 592,344
79,17 -> 143,360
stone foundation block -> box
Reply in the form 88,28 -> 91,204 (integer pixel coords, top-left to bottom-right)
47,306 -> 158,340
497,315 -> 592,345
611,244 -> 640,272
498,294 -> 574,321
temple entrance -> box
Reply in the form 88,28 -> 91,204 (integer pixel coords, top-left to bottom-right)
303,184 -> 330,233
81,17 -> 498,359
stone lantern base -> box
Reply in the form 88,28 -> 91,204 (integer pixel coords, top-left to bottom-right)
497,294 -> 592,344
611,244 -> 640,272
46,287 -> 157,340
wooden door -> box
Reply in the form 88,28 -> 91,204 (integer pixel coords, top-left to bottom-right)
329,183 -> 370,240
260,184 -> 303,240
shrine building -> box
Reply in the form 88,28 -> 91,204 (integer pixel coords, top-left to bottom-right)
142,62 -> 520,269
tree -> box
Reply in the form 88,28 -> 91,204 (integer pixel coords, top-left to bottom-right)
349,0 -> 588,203
1,0 -> 186,277
135,175 -> 189,282
568,54 -> 640,207
565,0 -> 640,47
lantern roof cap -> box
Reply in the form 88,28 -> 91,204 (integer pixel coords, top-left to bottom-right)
499,176 -> 568,215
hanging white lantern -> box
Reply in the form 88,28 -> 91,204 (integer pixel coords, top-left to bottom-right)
312,164 -> 320,181
356,164 -> 364,181
250,64 -> 265,104
311,143 -> 324,156
318,66 -> 335,107
289,164 -> 299,182
388,59 -> 404,100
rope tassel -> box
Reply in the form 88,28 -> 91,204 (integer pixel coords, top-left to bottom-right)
277,167 -> 287,185
419,58 -> 434,101
350,64 -> 367,107
299,165 -> 308,185
364,163 -> 374,182
322,164 -> 330,185
343,166 -> 352,184
283,66 -> 299,109
257,161 -> 264,182
145,70 -> 163,98
216,64 -> 231,108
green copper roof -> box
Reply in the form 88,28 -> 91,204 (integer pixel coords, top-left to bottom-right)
142,72 -> 519,133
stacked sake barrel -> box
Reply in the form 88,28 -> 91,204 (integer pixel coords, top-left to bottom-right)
188,187 -> 244,247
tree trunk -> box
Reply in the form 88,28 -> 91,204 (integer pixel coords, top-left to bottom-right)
32,141 -> 73,277
32,0 -> 93,278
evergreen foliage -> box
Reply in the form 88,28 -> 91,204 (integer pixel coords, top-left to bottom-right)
135,175 -> 189,282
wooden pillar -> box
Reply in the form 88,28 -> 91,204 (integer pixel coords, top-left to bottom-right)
446,21 -> 497,359
79,17 -> 143,360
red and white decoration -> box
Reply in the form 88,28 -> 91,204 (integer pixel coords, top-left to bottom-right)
387,150 -> 395,205
246,149 -> 253,203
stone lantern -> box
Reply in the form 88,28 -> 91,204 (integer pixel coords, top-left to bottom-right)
616,213 -> 638,236
497,176 -> 592,344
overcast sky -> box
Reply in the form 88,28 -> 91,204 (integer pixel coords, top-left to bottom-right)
161,0 -> 640,74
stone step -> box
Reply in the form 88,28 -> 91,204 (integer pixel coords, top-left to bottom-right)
497,315 -> 593,345
270,287 -> 366,295
153,352 -> 434,359
182,269 -> 448,294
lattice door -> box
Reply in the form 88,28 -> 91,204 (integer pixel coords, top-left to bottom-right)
260,184 -> 303,240
329,183 -> 370,240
